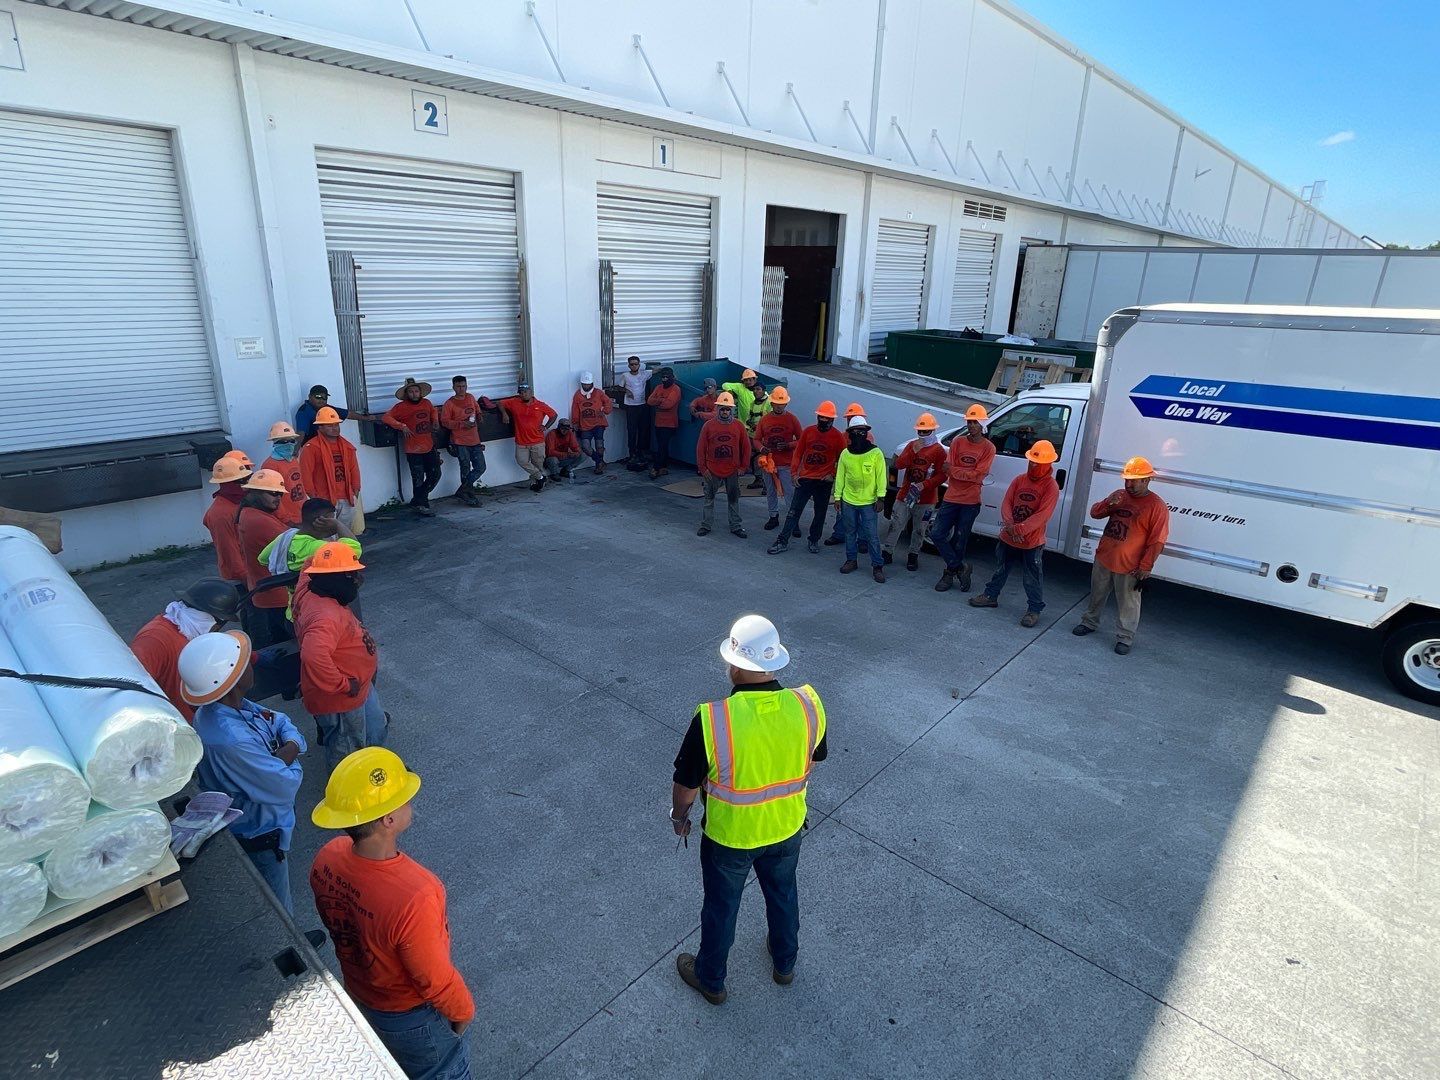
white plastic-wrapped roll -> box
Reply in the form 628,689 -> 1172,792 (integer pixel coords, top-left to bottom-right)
41,803 -> 170,901
0,527 -> 201,809
0,630 -> 91,864
0,860 -> 49,937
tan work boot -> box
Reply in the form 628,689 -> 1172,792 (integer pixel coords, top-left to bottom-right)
676,953 -> 726,1005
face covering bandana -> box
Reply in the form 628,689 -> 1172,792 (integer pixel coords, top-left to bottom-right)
916,432 -> 938,447
164,601 -> 215,641
661,376 -> 674,386
324,576 -> 361,607
817,418 -> 834,432
270,441 -> 297,461
848,431 -> 870,451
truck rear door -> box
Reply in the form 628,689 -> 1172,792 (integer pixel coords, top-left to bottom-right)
975,394 -> 1087,549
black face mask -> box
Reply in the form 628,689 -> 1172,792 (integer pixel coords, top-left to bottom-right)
848,431 -> 870,450
312,572 -> 360,607
817,418 -> 834,432
661,376 -> 674,386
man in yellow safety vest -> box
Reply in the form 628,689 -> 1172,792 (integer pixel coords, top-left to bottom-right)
670,614 -> 827,1004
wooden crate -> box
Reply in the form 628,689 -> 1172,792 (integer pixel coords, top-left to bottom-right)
0,852 -> 187,990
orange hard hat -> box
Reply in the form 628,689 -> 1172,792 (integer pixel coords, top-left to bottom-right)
741,368 -> 758,380
815,400 -> 838,419
223,449 -> 254,468
715,391 -> 737,407
268,421 -> 299,441
965,404 -> 989,422
768,386 -> 790,405
209,457 -> 252,484
844,402 -> 864,418
314,406 -> 343,425
916,412 -> 938,431
1121,455 -> 1155,479
1025,440 -> 1059,465
306,541 -> 366,574
243,468 -> 288,494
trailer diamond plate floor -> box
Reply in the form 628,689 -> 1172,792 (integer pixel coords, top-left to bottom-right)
1,831 -> 402,1079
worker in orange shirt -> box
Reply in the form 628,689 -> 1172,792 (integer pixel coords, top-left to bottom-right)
933,404 -> 996,594
235,468 -> 292,648
689,378 -> 720,423
1073,456 -> 1170,655
695,391 -> 752,539
881,413 -> 947,573
261,422 -> 307,526
311,748 -> 475,1080
570,371 -> 613,476
646,367 -> 683,479
768,401 -> 848,555
298,406 -> 362,531
130,579 -> 240,723
440,375 -> 493,506
753,386 -> 802,531
544,418 -> 584,481
382,378 -> 442,518
203,456 -> 252,585
969,440 -> 1060,626
499,380 -> 559,492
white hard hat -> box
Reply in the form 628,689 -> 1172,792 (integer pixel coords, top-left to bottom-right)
719,614 -> 790,673
178,630 -> 252,706
847,415 -> 871,430
579,371 -> 595,385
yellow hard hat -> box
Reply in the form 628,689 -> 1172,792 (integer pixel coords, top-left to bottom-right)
768,386 -> 790,405
715,391 -> 737,407
1025,440 -> 1058,464
268,421 -> 299,441
209,457 -> 252,484
243,468 -> 288,494
1121,455 -> 1155,479
965,404 -> 989,422
311,748 -> 422,830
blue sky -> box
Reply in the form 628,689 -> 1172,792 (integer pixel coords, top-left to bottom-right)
1016,0 -> 1440,246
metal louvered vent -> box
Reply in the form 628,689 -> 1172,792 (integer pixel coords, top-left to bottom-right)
868,219 -> 932,358
963,199 -> 1008,222
951,230 -> 998,330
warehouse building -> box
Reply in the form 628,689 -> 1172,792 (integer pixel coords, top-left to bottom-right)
0,0 -> 1361,567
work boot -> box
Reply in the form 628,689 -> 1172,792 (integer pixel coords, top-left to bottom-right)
968,595 -> 998,608
595,461 -> 606,476
906,554 -> 919,572
872,566 -> 885,583
935,570 -> 955,592
677,953 -> 726,1005
1020,612 -> 1040,628
1072,624 -> 1095,637
807,540 -> 820,554
659,467 -> 669,476
649,467 -> 660,480
529,482 -> 543,493
839,560 -> 858,574
732,527 -> 748,539
414,505 -> 435,517
882,550 -> 893,565
767,941 -> 795,986
767,539 -> 790,555
1114,641 -> 1132,655
561,466 -> 572,479
824,536 -> 844,547
697,525 -> 711,536
764,515 -> 779,531
958,563 -> 972,592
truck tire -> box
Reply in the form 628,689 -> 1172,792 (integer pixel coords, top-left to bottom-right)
1382,619 -> 1440,707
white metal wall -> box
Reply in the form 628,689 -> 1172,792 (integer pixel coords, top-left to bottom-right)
596,183 -> 713,370
316,149 -> 522,404
950,229 -> 998,330
0,109 -> 219,452
868,219 -> 931,356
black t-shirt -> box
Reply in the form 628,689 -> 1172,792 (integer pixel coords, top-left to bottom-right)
672,679 -> 829,789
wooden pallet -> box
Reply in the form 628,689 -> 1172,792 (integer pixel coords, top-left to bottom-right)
0,852 -> 187,991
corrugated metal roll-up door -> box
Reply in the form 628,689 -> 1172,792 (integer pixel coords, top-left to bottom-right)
316,149 -> 522,404
950,230 -> 997,330
0,110 -> 220,453
868,219 -> 931,358
596,184 -> 713,374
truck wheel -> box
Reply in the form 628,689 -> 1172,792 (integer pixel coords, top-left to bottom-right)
1382,620 -> 1440,707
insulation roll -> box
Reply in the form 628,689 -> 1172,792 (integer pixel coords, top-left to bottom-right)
0,860 -> 49,938
0,526 -> 202,809
41,803 -> 170,901
0,630 -> 91,864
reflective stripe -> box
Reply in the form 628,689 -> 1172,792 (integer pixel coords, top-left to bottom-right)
703,688 -> 818,807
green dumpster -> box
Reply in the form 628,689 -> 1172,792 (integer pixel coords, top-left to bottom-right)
880,330 -> 1095,393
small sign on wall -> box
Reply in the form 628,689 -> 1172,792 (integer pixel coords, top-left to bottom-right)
235,337 -> 266,360
413,90 -> 448,135
653,137 -> 675,170
298,337 -> 328,358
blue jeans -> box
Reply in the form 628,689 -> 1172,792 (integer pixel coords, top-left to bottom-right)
579,427 -> 606,464
841,503 -> 883,567
358,1002 -> 471,1080
694,829 -> 803,992
761,465 -> 793,517
452,444 -> 485,491
244,847 -> 293,914
780,478 -> 832,543
985,540 -> 1046,613
315,683 -> 389,772
933,501 -> 982,571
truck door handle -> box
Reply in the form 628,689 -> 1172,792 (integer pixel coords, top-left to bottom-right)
1056,468 -> 1067,490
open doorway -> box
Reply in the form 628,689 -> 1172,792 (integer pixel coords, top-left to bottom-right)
764,206 -> 841,363
1008,237 -> 1051,332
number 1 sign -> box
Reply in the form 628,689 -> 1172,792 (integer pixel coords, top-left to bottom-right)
412,90 -> 449,135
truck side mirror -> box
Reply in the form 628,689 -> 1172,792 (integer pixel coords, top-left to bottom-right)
1055,468 -> 1067,490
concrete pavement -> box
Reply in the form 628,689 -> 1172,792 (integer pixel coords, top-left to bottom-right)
82,467 -> 1439,1079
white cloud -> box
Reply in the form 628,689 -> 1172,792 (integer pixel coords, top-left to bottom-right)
1318,130 -> 1355,147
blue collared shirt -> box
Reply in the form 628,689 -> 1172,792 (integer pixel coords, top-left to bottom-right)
194,698 -> 307,850
295,401 -> 349,438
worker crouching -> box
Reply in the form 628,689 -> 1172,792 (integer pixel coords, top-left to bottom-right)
672,615 -> 828,1004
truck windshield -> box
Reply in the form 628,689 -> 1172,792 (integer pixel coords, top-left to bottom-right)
985,403 -> 1072,458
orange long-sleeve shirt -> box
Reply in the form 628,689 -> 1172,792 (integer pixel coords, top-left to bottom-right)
646,383 -> 682,429
689,392 -> 719,422
754,411 -> 804,468
792,425 -> 848,481
440,394 -> 485,447
894,439 -> 948,505
294,590 -> 378,714
1000,469 -> 1059,549
943,436 -> 996,505
310,838 -> 475,1024
202,489 -> 248,582
131,615 -> 195,723
299,434 -> 361,505
382,399 -> 439,455
261,454 -> 308,527
237,505 -> 290,609
570,388 -> 613,432
696,418 -> 752,478
1091,489 -> 1170,574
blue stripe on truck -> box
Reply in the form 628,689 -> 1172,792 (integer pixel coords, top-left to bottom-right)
1130,376 -> 1440,424
1130,395 -> 1440,451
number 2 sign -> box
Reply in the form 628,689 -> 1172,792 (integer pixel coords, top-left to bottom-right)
412,90 -> 449,135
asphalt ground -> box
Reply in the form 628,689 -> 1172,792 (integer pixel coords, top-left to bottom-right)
79,467 -> 1439,1079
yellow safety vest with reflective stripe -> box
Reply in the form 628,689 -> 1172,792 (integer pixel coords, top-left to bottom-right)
697,685 -> 826,849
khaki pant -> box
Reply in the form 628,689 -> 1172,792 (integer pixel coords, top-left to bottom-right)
1081,560 -> 1143,644
882,499 -> 934,557
515,442 -> 546,482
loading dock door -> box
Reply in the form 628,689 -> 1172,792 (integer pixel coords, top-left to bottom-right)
316,149 -> 523,405
0,110 -> 220,452
868,219 -> 931,358
950,229 -> 998,330
597,184 -> 714,374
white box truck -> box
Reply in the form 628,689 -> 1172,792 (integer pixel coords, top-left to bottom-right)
935,303 -> 1440,704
